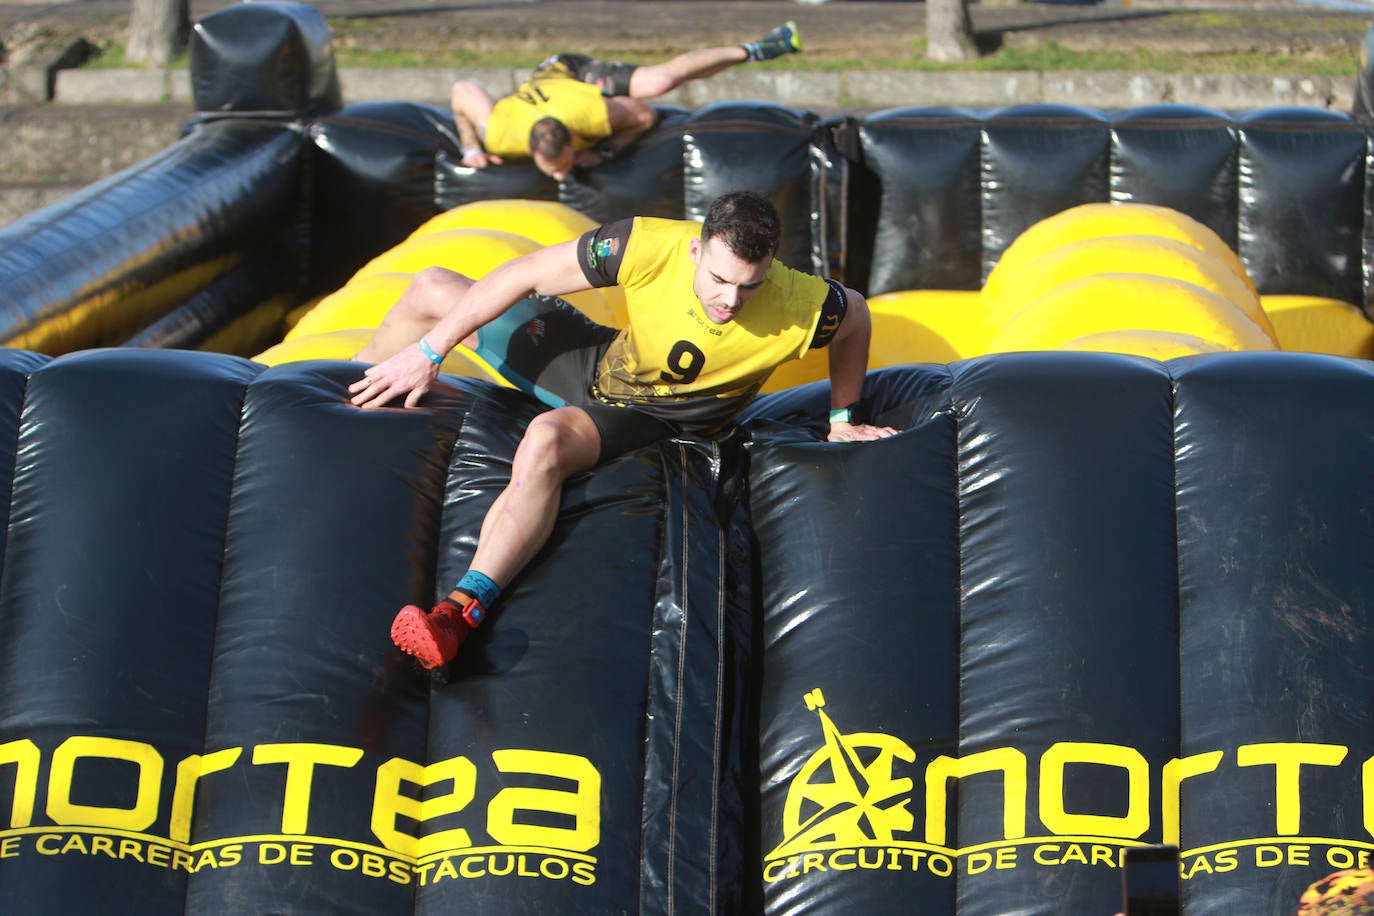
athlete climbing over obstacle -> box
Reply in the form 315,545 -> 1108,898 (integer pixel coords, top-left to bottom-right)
348,190 -> 896,671
450,22 -> 803,180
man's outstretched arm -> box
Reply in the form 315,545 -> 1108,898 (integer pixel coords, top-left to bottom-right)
825,288 -> 898,442
349,240 -> 591,409
450,79 -> 503,168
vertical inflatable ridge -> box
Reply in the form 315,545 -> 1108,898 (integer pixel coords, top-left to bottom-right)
1235,111 -> 1367,305
1107,107 -> 1239,251
0,349 -> 261,914
845,109 -> 983,296
979,106 -> 1112,286
684,103 -> 825,275
420,383 -> 663,913
951,352 -> 1179,914
0,350 -> 51,599
748,364 -> 960,916
639,433 -> 755,914
1172,352 -> 1374,912
188,360 -> 470,914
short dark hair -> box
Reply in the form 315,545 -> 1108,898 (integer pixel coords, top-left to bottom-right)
701,191 -> 781,263
529,117 -> 572,160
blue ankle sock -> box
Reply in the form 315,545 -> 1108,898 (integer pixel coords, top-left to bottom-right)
454,570 -> 501,610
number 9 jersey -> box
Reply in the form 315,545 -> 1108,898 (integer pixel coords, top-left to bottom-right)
576,217 -> 846,432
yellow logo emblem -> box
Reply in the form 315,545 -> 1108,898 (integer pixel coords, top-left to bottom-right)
767,689 -> 916,860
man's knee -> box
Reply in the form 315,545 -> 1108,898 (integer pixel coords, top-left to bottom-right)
606,97 -> 658,135
627,66 -> 674,99
400,267 -> 471,321
515,411 -> 598,477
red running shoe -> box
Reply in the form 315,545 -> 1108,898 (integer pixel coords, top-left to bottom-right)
390,596 -> 485,669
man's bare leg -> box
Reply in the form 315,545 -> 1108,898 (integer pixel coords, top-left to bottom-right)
628,23 -> 802,98
390,406 -> 602,670
355,267 -> 478,364
627,47 -> 749,98
466,406 -> 602,587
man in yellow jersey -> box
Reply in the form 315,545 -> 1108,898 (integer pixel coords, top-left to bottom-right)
348,191 -> 896,671
451,22 -> 802,181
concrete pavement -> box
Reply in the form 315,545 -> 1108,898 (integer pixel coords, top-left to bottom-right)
47,61 -> 1355,114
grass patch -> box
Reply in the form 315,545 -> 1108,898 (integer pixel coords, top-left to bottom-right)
77,12 -> 1363,80
82,43 -> 188,70
1176,11 -> 1369,32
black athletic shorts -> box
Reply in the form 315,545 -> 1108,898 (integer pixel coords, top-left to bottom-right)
536,52 -> 638,98
472,295 -> 675,463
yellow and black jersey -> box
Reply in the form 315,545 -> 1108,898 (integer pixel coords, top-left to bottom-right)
484,76 -> 612,158
576,217 -> 846,430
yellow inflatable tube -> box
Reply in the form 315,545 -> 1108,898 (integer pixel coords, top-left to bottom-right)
255,328 -> 511,387
351,228 -> 540,280
984,203 -> 1255,306
987,273 -> 1278,354
1056,330 -> 1232,359
408,198 -> 598,247
397,201 -> 626,323
286,272 -> 416,342
984,234 -> 1276,343
760,291 -> 984,391
264,199 -> 1374,383
1261,295 -> 1374,359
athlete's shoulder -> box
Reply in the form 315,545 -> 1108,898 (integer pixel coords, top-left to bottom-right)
630,217 -> 702,244
764,259 -> 830,302
619,217 -> 699,272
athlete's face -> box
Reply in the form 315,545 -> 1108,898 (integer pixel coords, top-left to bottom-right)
532,146 -> 575,182
690,236 -> 771,325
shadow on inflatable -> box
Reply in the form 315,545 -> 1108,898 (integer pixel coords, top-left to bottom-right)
2,3 -> 1374,914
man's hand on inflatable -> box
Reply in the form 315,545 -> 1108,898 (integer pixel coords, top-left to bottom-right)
827,421 -> 898,442
349,344 -> 439,409
460,149 -> 502,169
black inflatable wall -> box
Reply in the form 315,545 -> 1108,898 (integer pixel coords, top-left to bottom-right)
843,104 -> 1373,305
745,352 -> 1374,915
0,348 -> 1369,915
0,120 -> 305,353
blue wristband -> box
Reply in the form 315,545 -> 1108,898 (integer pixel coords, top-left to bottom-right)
417,338 -> 444,365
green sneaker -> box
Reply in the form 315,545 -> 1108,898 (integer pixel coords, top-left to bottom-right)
745,21 -> 802,63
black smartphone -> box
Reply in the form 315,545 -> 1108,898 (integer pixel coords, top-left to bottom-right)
1122,845 -> 1180,916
